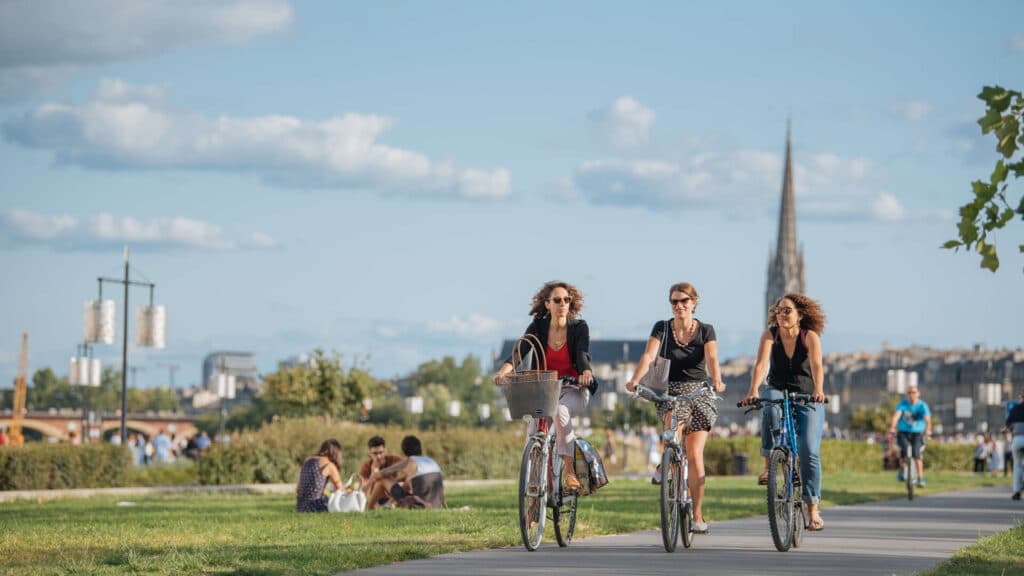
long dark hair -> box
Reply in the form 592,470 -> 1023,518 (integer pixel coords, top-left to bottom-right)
317,439 -> 343,469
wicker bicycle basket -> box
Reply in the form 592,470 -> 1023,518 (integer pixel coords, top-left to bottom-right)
500,333 -> 560,419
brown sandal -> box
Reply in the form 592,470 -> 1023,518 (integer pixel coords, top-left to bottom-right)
757,470 -> 769,485
807,515 -> 825,531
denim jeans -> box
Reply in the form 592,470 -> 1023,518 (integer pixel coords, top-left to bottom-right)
1013,435 -> 1024,494
759,385 -> 825,505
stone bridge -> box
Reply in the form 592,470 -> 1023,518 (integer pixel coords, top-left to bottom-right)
0,411 -> 198,442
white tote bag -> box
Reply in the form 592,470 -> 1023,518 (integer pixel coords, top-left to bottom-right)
328,490 -> 366,513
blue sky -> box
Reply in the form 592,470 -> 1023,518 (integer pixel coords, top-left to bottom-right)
1,1 -> 1022,389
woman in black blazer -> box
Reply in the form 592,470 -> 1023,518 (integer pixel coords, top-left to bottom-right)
494,281 -> 595,491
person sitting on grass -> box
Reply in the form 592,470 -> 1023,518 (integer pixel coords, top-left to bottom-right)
295,439 -> 343,513
358,435 -> 403,508
367,435 -> 445,510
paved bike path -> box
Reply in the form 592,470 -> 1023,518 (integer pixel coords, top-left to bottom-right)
341,486 -> 1022,576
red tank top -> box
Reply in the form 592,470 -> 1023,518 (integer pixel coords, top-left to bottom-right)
546,344 -> 578,379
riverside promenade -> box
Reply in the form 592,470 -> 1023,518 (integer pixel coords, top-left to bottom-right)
343,486 -> 1022,576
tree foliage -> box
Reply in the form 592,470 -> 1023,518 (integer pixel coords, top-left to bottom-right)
848,395 -> 899,434
260,349 -> 371,422
946,86 -> 1024,272
15,366 -> 181,413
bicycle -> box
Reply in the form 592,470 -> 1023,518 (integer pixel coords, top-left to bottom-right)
741,392 -> 827,552
505,375 -> 581,551
633,383 -> 718,552
890,432 -> 925,500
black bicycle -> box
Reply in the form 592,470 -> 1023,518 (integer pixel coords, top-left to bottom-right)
741,392 -> 826,552
634,383 -> 718,552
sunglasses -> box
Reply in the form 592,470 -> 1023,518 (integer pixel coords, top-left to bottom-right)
550,297 -> 572,305
775,306 -> 795,315
670,297 -> 692,306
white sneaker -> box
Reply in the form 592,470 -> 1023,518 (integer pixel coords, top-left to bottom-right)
691,521 -> 709,533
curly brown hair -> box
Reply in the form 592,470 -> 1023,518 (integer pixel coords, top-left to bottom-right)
769,293 -> 826,335
528,281 -> 584,319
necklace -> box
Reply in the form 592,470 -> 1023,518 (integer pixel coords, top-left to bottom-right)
671,318 -> 697,347
549,326 -> 567,350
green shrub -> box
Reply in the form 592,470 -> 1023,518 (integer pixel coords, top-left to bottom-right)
0,444 -> 131,490
194,419 -> 988,485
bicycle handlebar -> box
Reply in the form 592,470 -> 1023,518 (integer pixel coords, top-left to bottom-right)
737,393 -> 829,410
631,383 -> 720,405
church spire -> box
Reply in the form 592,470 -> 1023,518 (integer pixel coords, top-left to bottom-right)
776,118 -> 797,266
765,119 -> 805,322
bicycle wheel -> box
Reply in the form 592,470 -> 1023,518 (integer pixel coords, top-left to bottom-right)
660,447 -> 680,552
905,456 -> 914,500
791,455 -> 804,549
553,490 -> 577,547
680,458 -> 693,549
518,439 -> 547,551
767,448 -> 794,552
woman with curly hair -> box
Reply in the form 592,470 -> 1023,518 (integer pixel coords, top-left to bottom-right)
493,281 -> 595,491
742,293 -> 828,531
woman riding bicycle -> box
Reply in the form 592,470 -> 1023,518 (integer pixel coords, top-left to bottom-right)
742,293 -> 827,532
626,282 -> 725,534
493,280 -> 595,492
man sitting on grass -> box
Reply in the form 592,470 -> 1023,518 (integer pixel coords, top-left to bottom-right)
358,436 -> 403,508
367,435 -> 445,510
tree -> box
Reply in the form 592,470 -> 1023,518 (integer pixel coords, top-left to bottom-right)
849,396 -> 899,434
260,349 -> 372,422
27,368 -> 74,409
945,86 -> 1024,272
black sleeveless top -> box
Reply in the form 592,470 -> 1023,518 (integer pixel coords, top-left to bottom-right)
767,327 -> 814,394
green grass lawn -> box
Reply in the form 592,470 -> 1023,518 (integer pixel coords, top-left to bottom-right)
0,472 -> 1010,576
919,522 -> 1024,576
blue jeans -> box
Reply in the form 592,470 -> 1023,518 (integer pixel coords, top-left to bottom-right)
759,386 -> 825,505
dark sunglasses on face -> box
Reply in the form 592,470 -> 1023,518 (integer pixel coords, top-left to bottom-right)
550,297 -> 572,305
670,297 -> 692,306
775,306 -> 795,315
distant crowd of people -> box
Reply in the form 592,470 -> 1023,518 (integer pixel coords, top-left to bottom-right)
122,429 -> 212,465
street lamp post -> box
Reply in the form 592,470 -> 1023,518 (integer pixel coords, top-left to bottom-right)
84,246 -> 165,445
69,342 -> 100,443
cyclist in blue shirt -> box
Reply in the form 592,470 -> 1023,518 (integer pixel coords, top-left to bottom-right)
888,384 -> 932,487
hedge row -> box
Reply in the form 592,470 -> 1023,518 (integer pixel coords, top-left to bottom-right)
0,425 -> 982,491
196,418 -> 981,485
0,444 -> 131,490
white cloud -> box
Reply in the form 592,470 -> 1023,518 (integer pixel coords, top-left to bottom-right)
589,96 -> 655,148
429,314 -> 502,339
1012,34 -> 1024,52
891,100 -> 932,122
0,1 -> 293,69
568,145 -> 923,222
3,79 -> 511,200
871,193 -> 906,221
0,209 -> 277,252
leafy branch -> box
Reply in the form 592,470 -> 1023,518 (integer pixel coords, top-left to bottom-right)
945,86 -> 1024,272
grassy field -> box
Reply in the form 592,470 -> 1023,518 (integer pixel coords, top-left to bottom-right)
920,522 -> 1024,576
0,472 -> 1010,576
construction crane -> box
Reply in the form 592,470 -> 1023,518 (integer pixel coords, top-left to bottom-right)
10,333 -> 28,446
